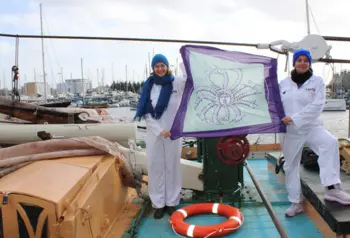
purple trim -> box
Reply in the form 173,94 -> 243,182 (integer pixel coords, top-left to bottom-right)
170,45 -> 286,139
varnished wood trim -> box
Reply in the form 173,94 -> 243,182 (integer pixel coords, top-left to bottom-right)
35,210 -> 48,238
15,203 -> 36,237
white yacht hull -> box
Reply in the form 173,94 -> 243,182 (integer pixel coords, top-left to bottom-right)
117,145 -> 204,191
323,99 -> 346,111
0,123 -> 137,148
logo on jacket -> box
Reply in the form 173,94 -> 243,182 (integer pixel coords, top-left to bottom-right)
305,88 -> 315,92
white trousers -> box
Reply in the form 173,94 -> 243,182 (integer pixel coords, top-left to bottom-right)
146,135 -> 182,208
281,126 -> 341,203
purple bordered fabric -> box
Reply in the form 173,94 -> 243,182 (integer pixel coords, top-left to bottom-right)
170,45 -> 286,140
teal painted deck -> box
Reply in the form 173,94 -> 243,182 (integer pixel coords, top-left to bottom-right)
136,159 -> 323,238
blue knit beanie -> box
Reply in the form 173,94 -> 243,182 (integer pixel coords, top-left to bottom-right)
151,54 -> 169,69
293,49 -> 312,67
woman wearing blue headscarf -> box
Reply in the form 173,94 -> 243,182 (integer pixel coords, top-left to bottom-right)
279,49 -> 350,217
134,54 -> 186,219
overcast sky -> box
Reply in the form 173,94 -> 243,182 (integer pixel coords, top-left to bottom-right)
0,0 -> 350,88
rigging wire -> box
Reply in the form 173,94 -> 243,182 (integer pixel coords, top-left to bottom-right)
42,12 -> 62,73
308,5 -> 321,34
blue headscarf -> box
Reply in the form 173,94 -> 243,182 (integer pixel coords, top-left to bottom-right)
134,54 -> 174,121
293,49 -> 312,67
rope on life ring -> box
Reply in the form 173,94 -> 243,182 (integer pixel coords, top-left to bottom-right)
169,203 -> 244,237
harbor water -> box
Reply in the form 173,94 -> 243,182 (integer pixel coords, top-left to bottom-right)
108,108 -> 350,144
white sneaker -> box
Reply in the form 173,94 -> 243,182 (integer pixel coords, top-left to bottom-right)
324,184 -> 350,205
285,203 -> 304,217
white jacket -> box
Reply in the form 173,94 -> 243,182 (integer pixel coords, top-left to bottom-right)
279,75 -> 325,135
145,76 -> 186,139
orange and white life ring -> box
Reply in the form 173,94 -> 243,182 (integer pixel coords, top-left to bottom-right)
169,203 -> 243,237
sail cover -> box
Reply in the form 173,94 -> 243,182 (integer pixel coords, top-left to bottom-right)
170,45 -> 286,139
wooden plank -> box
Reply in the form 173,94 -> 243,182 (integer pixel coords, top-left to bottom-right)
0,98 -> 98,124
250,143 -> 281,152
304,199 -> 340,238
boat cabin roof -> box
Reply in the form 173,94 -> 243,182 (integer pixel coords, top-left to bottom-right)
0,155 -> 106,205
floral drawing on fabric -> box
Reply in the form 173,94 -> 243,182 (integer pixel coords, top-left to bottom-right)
193,67 -> 263,125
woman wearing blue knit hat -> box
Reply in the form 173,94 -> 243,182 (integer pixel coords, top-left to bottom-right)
279,49 -> 350,217
134,54 -> 186,219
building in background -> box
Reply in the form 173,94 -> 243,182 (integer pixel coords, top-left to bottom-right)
326,70 -> 350,109
56,82 -> 66,95
24,82 -> 51,97
327,71 -> 350,99
56,79 -> 92,94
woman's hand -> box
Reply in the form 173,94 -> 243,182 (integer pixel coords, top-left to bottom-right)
281,116 -> 293,125
160,129 -> 171,138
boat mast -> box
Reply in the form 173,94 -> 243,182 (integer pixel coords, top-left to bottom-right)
39,3 -> 47,101
112,63 -> 115,82
60,67 -> 63,86
3,70 -> 5,90
34,68 -> 37,82
1,70 -> 4,92
305,0 -> 311,35
97,69 -> 100,93
148,52 -> 151,73
59,67 -> 65,94
80,58 -> 84,96
101,68 -> 105,93
125,65 -> 128,92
